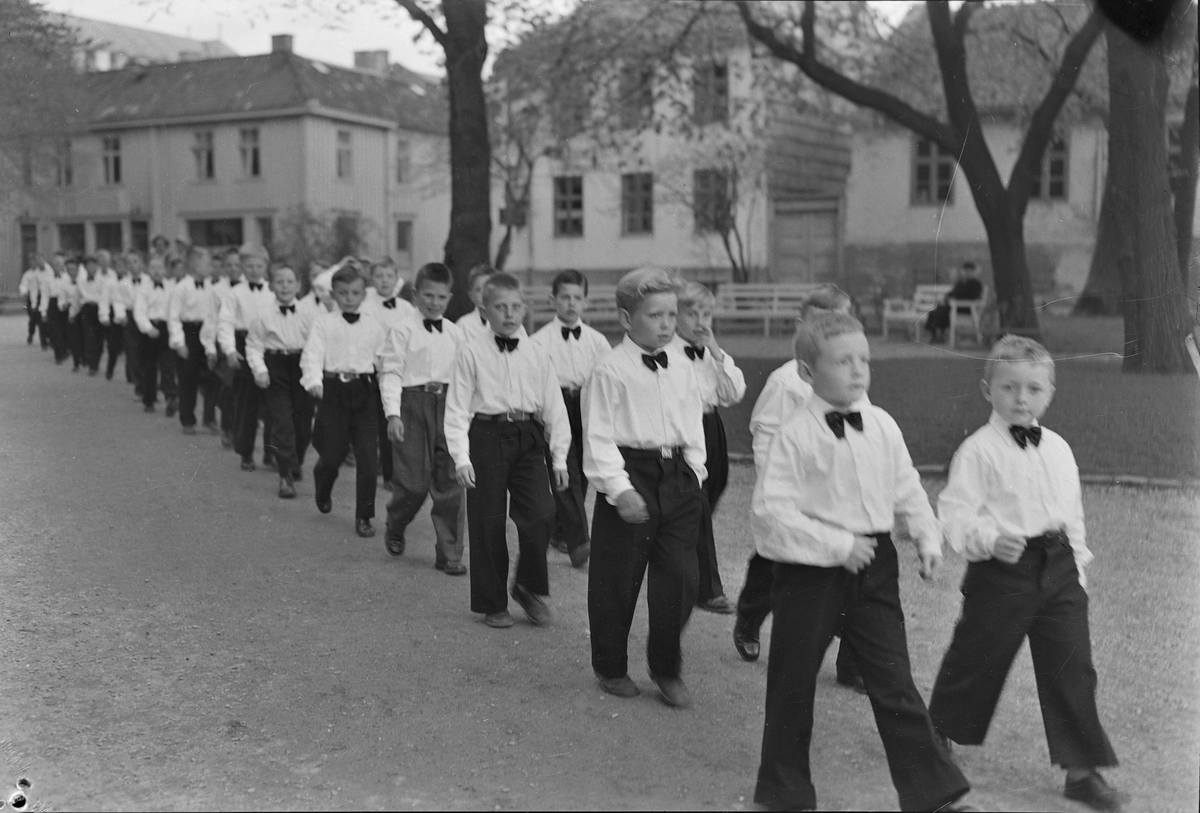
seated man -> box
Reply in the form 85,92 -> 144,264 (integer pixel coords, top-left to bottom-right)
926,262 -> 983,343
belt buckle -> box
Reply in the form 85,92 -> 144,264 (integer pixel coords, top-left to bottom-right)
503,411 -> 516,422
660,446 -> 674,459
426,382 -> 444,394
338,372 -> 354,383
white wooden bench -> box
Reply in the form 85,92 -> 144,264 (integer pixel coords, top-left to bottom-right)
882,284 -> 950,341
947,286 -> 988,347
713,282 -> 826,336
525,283 -> 620,330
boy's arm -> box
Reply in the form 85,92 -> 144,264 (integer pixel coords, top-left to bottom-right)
749,374 -> 787,471
539,354 -> 571,471
444,346 -> 478,470
217,295 -> 239,359
936,444 -> 1002,561
711,350 -> 747,407
378,324 -> 409,420
245,317 -> 268,380
299,317 -> 326,392
680,365 -> 708,487
200,290 -> 219,358
1061,444 -> 1093,586
98,279 -> 112,325
581,367 -> 635,501
886,418 -> 943,562
166,284 -> 185,350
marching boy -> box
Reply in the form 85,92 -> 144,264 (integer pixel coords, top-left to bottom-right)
671,281 -> 745,615
301,265 -> 389,537
444,272 -> 570,628
750,311 -> 972,812
76,255 -> 107,376
929,335 -> 1127,812
133,256 -> 178,415
218,245 -> 275,471
363,259 -> 418,487
168,246 -> 220,435
247,265 -> 319,499
582,267 -> 706,709
454,263 -> 496,343
530,269 -> 611,568
379,262 -> 466,573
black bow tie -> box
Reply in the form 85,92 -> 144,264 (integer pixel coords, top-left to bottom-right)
279,304 -> 295,315
342,312 -> 360,324
196,279 -> 207,289
684,344 -> 705,361
562,325 -> 581,340
642,351 -> 669,372
424,318 -> 443,333
249,282 -> 263,291
383,297 -> 397,310
1009,424 -> 1043,449
826,411 -> 864,439
495,334 -> 519,353
153,281 -> 164,289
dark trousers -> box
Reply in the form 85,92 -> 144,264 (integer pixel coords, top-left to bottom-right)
103,321 -> 123,377
755,536 -> 969,812
217,357 -> 235,435
312,376 -> 378,518
466,418 -> 555,615
176,322 -> 218,428
68,312 -> 84,368
25,298 -> 41,343
547,389 -> 589,554
386,389 -> 463,565
80,302 -> 103,371
589,450 -> 704,681
262,354 -> 314,479
139,322 -> 177,407
929,540 -> 1118,769
123,320 -> 142,386
47,300 -> 67,361
376,398 -> 393,483
232,331 -> 268,459
697,410 -> 729,602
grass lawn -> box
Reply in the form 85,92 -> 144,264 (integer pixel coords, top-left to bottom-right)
701,467 -> 1200,811
724,356 -> 1200,479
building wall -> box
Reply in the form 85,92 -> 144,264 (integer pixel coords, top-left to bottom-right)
388,131 -> 450,276
302,118 -> 389,257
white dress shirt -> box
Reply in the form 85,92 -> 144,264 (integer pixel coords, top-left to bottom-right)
246,297 -> 322,379
35,265 -> 55,313
455,309 -> 491,343
581,335 -> 707,501
60,273 -> 79,316
750,361 -> 811,470
530,317 -> 612,390
76,268 -> 106,307
98,271 -> 124,324
111,275 -> 147,324
751,393 -> 940,567
299,310 -> 388,391
167,276 -> 218,354
18,269 -> 41,308
669,334 -> 746,410
218,279 -> 275,357
379,316 -> 463,418
938,411 -> 1092,584
361,291 -> 418,333
134,278 -> 174,334
444,327 -> 571,471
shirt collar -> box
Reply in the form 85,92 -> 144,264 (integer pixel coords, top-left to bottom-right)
489,325 -> 528,340
807,392 -> 871,419
988,411 -> 1040,445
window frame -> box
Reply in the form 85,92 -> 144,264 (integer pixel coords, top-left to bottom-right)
620,171 -> 654,236
336,130 -> 353,180
101,135 -> 122,185
1030,132 -> 1068,201
193,130 -> 215,181
911,137 -> 956,206
553,175 -> 584,238
239,128 -> 261,179
56,139 -> 73,187
693,59 -> 729,126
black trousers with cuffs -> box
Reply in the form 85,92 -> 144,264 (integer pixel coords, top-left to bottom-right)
232,330 -> 270,460
312,375 -> 378,519
386,387 -> 463,565
25,297 -> 41,343
47,299 -> 66,361
103,321 -> 124,377
376,398 -> 393,484
546,388 -> 590,554
929,536 -> 1118,770
123,320 -> 142,386
466,417 -> 555,615
697,409 -> 729,602
80,302 -> 103,370
755,535 -> 969,812
176,321 -> 218,428
138,321 -> 177,407
261,353 -> 314,480
589,449 -> 704,681
67,311 -> 84,368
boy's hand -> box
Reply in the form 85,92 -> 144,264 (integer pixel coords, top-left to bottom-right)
254,371 -> 270,389
306,384 -> 323,400
918,550 -> 942,580
176,344 -> 189,360
553,467 -> 569,492
387,416 -> 405,445
700,329 -> 724,361
455,464 -> 476,490
993,535 -> 1027,564
614,488 -> 649,524
843,534 -> 877,574
227,352 -> 242,370
146,326 -> 160,340
206,352 -> 218,370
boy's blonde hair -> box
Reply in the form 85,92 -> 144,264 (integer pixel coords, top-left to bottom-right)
984,334 -> 1056,384
481,271 -> 522,305
800,285 -> 852,319
240,243 -> 270,263
616,266 -> 676,315
793,311 -> 865,367
676,280 -> 715,311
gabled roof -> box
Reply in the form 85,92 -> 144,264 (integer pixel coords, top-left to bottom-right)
81,50 -> 447,135
53,13 -> 237,62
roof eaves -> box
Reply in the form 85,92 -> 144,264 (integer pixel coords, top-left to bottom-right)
84,107 -> 314,131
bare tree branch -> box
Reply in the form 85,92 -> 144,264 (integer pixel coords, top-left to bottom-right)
393,0 -> 448,48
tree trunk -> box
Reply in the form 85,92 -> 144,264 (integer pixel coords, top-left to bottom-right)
1076,172 -> 1124,314
494,223 -> 513,271
441,0 -> 491,320
976,200 -> 1042,334
1172,60 -> 1198,285
1106,22 -> 1193,372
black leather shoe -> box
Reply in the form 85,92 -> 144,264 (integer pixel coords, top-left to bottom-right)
485,611 -> 514,628
437,561 -> 467,576
316,496 -> 332,514
511,583 -> 552,626
202,421 -> 220,435
649,673 -> 693,709
836,669 -> 868,695
356,518 -> 375,538
733,615 -> 760,662
1064,771 -> 1129,811
143,404 -> 156,413
698,595 -> 735,614
240,457 -> 256,472
596,673 -> 640,698
165,398 -> 178,417
385,535 -> 405,557
568,543 -> 590,568
278,478 -> 296,499
549,537 -> 569,554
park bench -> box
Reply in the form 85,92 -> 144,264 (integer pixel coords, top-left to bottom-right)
882,283 -> 988,347
525,283 -> 620,331
712,282 -> 826,336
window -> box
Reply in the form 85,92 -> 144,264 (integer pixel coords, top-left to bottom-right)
618,62 -> 653,130
553,175 -> 584,237
499,203 -> 527,228
56,140 -> 73,187
693,60 -> 729,125
336,130 -> 353,179
621,172 -> 654,235
396,138 -> 411,183
1031,133 -> 1067,200
333,214 -> 360,256
20,224 -> 38,273
256,217 -> 274,253
102,135 -> 121,185
240,128 -> 261,178
395,220 -> 414,270
131,221 -> 149,254
193,130 -> 215,180
912,137 -> 956,205
694,169 -> 731,233
187,218 -> 243,248
58,223 -> 86,255
95,222 -> 123,252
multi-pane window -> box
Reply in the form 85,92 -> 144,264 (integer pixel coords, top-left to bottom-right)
912,137 -> 955,205
336,130 -> 353,179
1031,133 -> 1067,200
618,62 -> 653,130
95,222 -> 123,252
395,220 -> 414,269
553,175 -> 584,237
58,223 -> 85,255
396,138 -> 411,183
187,218 -> 243,247
240,128 -> 261,178
102,135 -> 121,185
693,60 -> 729,125
55,140 -> 73,187
694,169 -> 731,233
256,217 -> 274,252
621,172 -> 654,235
193,130 -> 215,180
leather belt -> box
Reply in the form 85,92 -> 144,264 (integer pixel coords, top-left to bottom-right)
561,387 -> 582,398
619,446 -> 684,460
265,349 -> 302,357
324,371 -> 375,383
1027,529 -> 1070,549
475,411 -> 535,423
403,382 -> 447,394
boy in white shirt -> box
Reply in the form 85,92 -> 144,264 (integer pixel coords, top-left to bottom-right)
97,251 -> 127,381
530,269 -> 611,568
445,273 -> 570,628
168,246 -> 220,435
751,311 -> 971,812
18,257 -> 44,346
929,336 -> 1125,812
117,251 -> 148,395
454,263 -> 495,343
379,262 -> 465,573
133,256 -> 178,414
219,245 -> 275,470
76,255 -> 107,376
363,260 -> 418,486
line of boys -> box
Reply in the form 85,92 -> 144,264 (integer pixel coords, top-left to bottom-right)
19,255 -> 1128,812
